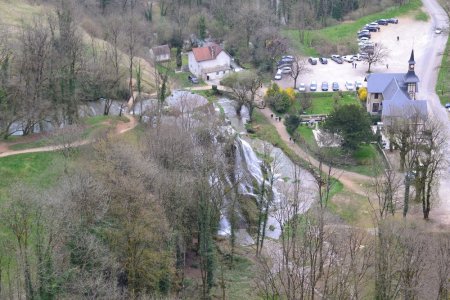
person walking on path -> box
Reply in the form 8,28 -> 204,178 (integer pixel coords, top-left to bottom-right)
397,36 -> 399,41
386,64 -> 389,69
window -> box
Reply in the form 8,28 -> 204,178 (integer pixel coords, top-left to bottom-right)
372,103 -> 380,112
216,71 -> 219,75
374,93 -> 379,99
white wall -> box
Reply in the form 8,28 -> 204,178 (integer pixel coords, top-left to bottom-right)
198,52 -> 230,71
188,52 -> 201,76
188,51 -> 231,79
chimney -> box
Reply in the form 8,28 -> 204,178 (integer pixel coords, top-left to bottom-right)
210,46 -> 215,58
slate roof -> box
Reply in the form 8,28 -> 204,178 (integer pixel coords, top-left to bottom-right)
151,45 -> 170,57
366,49 -> 428,122
366,73 -> 405,93
192,43 -> 223,62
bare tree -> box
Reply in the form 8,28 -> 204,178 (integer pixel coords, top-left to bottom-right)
413,119 -> 447,219
289,57 -> 309,89
221,71 -> 262,122
363,43 -> 389,73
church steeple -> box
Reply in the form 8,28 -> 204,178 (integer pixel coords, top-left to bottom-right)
404,49 -> 419,100
408,49 -> 415,72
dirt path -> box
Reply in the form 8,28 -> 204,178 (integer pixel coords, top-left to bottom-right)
0,114 -> 137,158
258,107 -> 371,196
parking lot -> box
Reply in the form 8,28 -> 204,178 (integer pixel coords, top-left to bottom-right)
275,15 -> 432,92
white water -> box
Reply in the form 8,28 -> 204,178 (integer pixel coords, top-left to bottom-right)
217,99 -> 317,242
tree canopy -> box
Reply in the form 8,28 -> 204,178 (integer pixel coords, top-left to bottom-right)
323,104 -> 373,150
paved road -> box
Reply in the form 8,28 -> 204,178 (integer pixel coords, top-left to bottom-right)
417,0 -> 450,225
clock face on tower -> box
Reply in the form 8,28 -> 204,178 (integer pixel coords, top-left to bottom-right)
409,64 -> 414,70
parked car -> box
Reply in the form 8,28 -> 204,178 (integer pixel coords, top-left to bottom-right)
277,59 -> 292,67
364,26 -> 378,32
188,75 -> 199,84
331,54 -> 343,64
355,81 -> 363,89
319,57 -> 328,64
342,55 -> 354,63
280,66 -> 292,74
352,54 -> 363,61
282,55 -> 294,60
345,81 -> 355,91
377,19 -> 389,25
298,83 -> 306,92
358,33 -> 371,39
274,69 -> 282,80
310,81 -> 317,92
321,81 -> 329,91
369,22 -> 380,28
308,57 -> 318,65
358,37 -> 370,42
357,29 -> 370,35
332,82 -> 339,91
359,52 -> 369,60
387,18 -> 398,24
435,27 -> 443,34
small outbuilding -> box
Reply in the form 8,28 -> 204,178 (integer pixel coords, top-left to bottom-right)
149,45 -> 171,62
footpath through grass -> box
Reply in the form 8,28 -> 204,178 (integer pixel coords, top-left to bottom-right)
283,0 -> 422,55
7,115 -> 129,151
295,125 -> 383,176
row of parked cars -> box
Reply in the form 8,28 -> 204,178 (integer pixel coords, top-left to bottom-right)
274,55 -> 295,79
356,18 -> 398,53
298,80 -> 363,92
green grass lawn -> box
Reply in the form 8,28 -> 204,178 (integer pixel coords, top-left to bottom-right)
328,186 -> 374,228
295,92 -> 360,115
283,0 -> 422,55
436,33 -> 450,105
0,152 -> 63,201
295,124 -> 383,176
342,144 -> 385,176
296,125 -> 317,148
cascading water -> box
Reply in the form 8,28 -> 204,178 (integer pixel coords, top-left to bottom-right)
217,99 -> 317,243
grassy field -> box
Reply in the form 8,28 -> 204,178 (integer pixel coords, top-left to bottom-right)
295,124 -> 383,176
0,152 -> 63,201
295,92 -> 360,115
328,186 -> 374,228
283,0 -> 422,55
7,115 -> 129,151
436,31 -> 450,105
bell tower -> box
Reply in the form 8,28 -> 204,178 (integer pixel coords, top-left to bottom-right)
404,49 -> 419,100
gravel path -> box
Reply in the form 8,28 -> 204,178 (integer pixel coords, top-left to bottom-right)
258,106 -> 371,196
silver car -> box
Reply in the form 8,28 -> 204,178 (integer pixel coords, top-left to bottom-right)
298,83 -> 306,92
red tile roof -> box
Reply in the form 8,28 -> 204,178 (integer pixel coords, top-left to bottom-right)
192,43 -> 222,62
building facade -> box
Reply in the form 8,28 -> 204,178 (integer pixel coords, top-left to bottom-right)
366,50 -> 427,126
188,43 -> 231,81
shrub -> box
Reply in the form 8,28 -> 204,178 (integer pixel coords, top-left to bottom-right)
358,87 -> 368,101
284,114 -> 301,134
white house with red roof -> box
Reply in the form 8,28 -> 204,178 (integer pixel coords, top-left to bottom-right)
188,43 -> 231,81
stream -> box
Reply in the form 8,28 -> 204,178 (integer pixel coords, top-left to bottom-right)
217,98 -> 316,245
